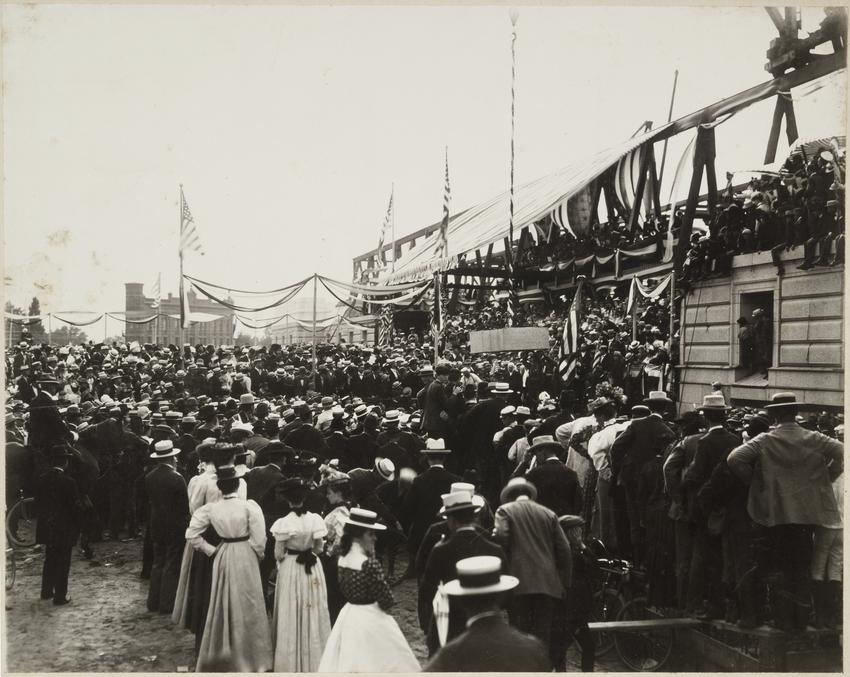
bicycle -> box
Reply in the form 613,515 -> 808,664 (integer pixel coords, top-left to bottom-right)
5,493 -> 37,590
590,555 -> 645,657
613,596 -> 675,671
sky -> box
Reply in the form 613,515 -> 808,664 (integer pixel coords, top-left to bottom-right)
3,4 -> 845,327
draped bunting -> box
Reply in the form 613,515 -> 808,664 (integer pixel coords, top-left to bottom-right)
182,274 -> 313,295
319,275 -> 432,313
50,313 -> 105,327
626,273 -> 672,315
164,312 -> 225,323
188,279 -> 308,313
107,313 -> 161,325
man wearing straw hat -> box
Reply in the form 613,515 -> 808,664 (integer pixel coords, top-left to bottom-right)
424,555 -> 550,672
418,488 -> 505,655
728,392 -> 843,632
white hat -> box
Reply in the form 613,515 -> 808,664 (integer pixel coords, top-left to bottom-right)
422,438 -> 452,455
150,440 -> 180,459
374,457 -> 396,481
343,507 -> 387,531
439,490 -> 478,515
443,555 -> 519,597
515,406 -> 531,417
500,405 -> 517,417
239,393 -> 255,405
449,482 -> 475,494
230,421 -> 254,435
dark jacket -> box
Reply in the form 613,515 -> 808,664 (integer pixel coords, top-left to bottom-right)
34,466 -> 82,548
421,380 -> 449,436
402,465 -> 462,551
526,458 -> 583,517
284,424 -> 329,459
419,527 -> 506,637
610,414 -> 677,486
681,426 -> 741,523
663,433 -> 702,522
425,614 -> 551,672
246,463 -> 285,505
145,464 -> 190,542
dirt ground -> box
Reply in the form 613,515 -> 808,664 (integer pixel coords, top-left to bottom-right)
4,541 -> 600,672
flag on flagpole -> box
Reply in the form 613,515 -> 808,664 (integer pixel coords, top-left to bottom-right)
378,304 -> 394,347
430,271 -> 443,338
179,187 -> 204,257
377,189 -> 394,268
434,148 -> 450,259
149,272 -> 162,309
558,280 -> 582,383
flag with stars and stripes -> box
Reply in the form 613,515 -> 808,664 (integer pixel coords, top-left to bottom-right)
558,280 -> 583,383
148,272 -> 161,309
376,189 -> 394,268
179,187 -> 204,257
434,149 -> 450,259
378,304 -> 394,347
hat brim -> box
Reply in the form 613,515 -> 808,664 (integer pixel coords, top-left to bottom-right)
699,404 -> 730,411
421,448 -> 452,454
443,575 -> 519,597
528,441 -> 563,455
439,503 -> 482,516
149,448 -> 181,459
500,481 -> 538,504
342,518 -> 387,531
764,401 -> 798,409
643,397 -> 673,405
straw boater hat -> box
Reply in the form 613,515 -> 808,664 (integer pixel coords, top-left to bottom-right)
443,555 -> 519,597
438,489 -> 480,516
382,409 -> 401,426
500,476 -> 538,504
374,457 -> 396,481
343,507 -> 387,531
764,392 -> 799,410
230,421 -> 254,436
490,382 -> 513,395
699,394 -> 730,411
150,440 -> 180,459
422,438 -> 452,455
644,390 -> 673,405
500,405 -> 516,417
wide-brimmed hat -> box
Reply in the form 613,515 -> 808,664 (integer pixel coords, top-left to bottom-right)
443,555 -> 518,597
644,391 -> 672,405
500,405 -> 516,417
765,392 -> 799,410
215,464 -> 246,481
321,396 -> 334,408
343,507 -> 387,531
439,489 -> 480,516
699,394 -> 730,411
374,457 -> 396,481
319,467 -> 351,487
422,438 -> 452,455
589,397 -> 611,413
381,409 -> 401,426
500,477 -> 537,504
489,382 -> 513,395
150,440 -> 181,459
230,421 -> 254,436
528,435 -> 562,456
239,393 -> 255,406
264,441 -> 295,459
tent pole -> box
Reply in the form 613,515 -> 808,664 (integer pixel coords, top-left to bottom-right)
311,274 -> 318,392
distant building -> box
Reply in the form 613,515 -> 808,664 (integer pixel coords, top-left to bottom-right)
124,282 -> 235,346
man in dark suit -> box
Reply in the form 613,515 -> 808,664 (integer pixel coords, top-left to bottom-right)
609,390 -> 677,567
525,435 -> 583,517
421,364 -> 450,438
35,445 -> 82,605
246,441 -> 291,504
425,555 -> 550,672
15,364 -> 37,404
144,440 -> 190,614
681,394 -> 741,620
283,405 -> 329,459
401,441 -> 461,565
419,490 -> 506,655
456,383 -> 510,505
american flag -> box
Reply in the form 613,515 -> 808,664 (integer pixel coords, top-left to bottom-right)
558,280 -> 583,383
434,148 -> 450,259
179,187 -> 204,257
149,272 -> 161,309
376,189 -> 394,268
377,304 -> 394,347
430,271 -> 443,339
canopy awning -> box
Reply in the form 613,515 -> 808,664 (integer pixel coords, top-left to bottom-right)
380,122 -> 672,284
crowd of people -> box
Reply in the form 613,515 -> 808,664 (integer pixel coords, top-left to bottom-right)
4,327 -> 844,672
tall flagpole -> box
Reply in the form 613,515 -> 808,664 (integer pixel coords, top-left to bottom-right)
47,313 -> 52,346
508,9 -> 518,249
433,271 -> 441,363
178,185 -> 185,361
311,274 -> 318,392
390,183 -> 396,273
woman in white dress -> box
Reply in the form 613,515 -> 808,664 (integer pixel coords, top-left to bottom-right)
318,508 -> 420,673
185,464 -> 272,672
270,478 -> 331,672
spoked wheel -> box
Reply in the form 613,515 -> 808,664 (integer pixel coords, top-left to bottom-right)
591,587 -> 625,657
5,548 -> 16,591
614,596 -> 674,671
6,498 -> 37,548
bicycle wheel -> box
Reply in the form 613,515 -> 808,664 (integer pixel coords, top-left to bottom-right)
6,498 -> 37,548
591,587 -> 624,657
5,548 -> 15,591
613,596 -> 674,671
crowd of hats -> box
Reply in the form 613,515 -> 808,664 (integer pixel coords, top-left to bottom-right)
682,149 -> 845,283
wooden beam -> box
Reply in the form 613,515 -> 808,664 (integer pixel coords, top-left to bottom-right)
648,145 -> 662,217
765,7 -> 786,34
674,126 -> 710,273
628,143 -> 652,232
